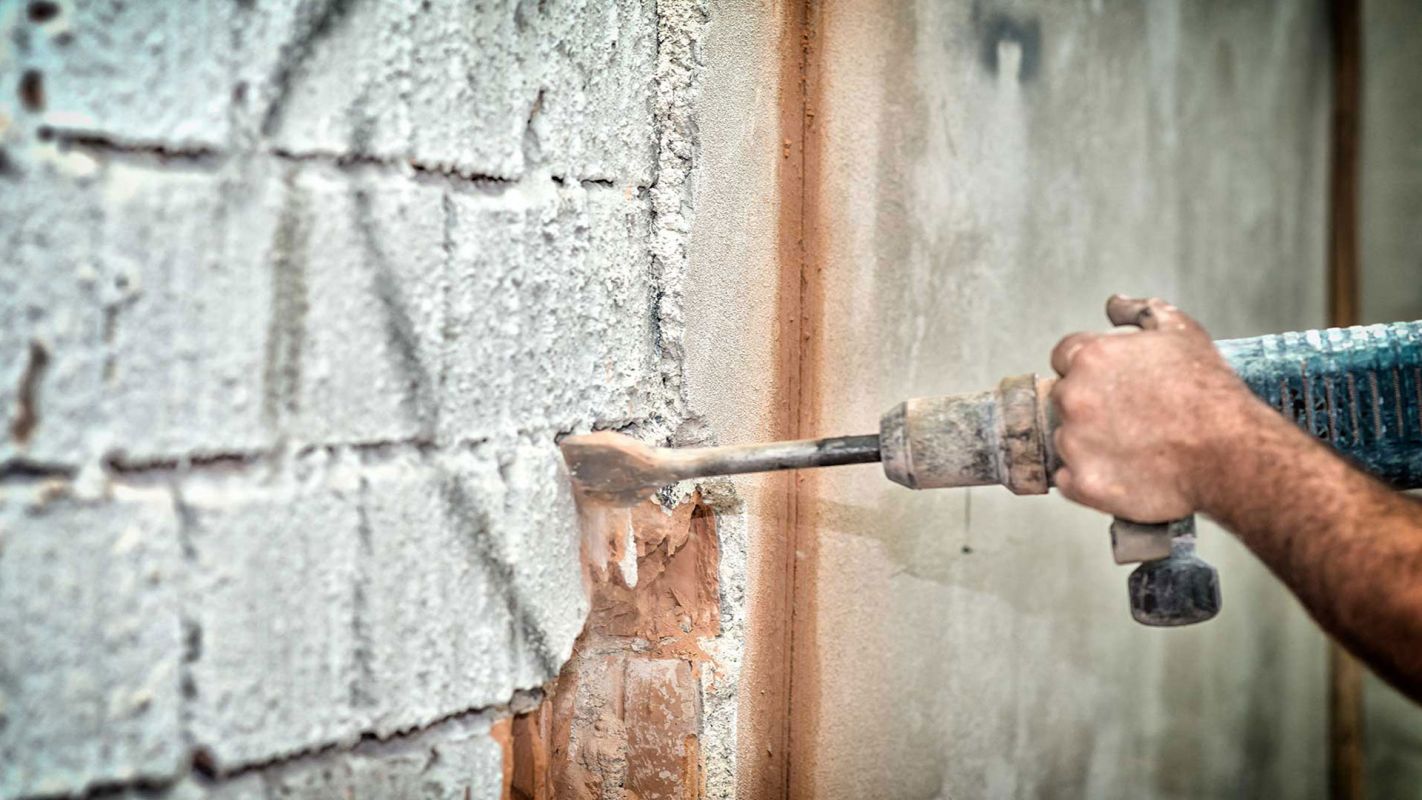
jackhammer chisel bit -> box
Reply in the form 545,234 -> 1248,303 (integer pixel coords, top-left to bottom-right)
562,316 -> 1422,627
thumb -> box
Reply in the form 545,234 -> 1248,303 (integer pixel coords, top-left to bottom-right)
1105,295 -> 1200,332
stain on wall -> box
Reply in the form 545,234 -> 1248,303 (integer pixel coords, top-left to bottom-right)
973,3 -> 1041,83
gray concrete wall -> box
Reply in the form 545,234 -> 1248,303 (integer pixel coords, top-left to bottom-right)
1360,0 -> 1422,328
682,1 -> 784,796
1359,0 -> 1422,796
799,1 -> 1331,797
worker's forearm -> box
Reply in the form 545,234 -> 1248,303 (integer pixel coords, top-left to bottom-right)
1200,396 -> 1422,699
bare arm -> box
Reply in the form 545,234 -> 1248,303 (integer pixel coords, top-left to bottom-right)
1050,297 -> 1422,701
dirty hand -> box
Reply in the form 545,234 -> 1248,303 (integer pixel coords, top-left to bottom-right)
1049,296 -> 1269,522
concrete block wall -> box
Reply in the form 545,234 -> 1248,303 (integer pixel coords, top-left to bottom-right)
0,1 -> 716,798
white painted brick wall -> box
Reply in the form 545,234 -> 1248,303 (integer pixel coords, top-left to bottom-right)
441,182 -> 659,440
14,0 -> 656,180
108,713 -> 504,800
17,1 -> 239,149
0,493 -> 186,799
283,167 -> 448,445
98,163 -> 281,460
179,457 -> 368,770
0,161 -> 281,465
0,0 -> 707,796
178,444 -> 583,771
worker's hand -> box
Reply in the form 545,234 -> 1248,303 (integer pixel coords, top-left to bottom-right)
1049,296 -> 1268,522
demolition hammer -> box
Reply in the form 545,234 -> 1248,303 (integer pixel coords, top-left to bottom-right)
562,300 -> 1422,627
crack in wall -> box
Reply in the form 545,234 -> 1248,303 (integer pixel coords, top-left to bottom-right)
45,699 -> 533,800
3,435 -> 511,485
33,128 -> 224,166
0,457 -> 75,481
28,126 -> 531,188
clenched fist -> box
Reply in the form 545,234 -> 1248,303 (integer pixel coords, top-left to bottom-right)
1049,297 -> 1422,703
1048,296 -> 1272,522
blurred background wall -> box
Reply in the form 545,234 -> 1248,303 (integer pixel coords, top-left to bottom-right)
1361,1 -> 1422,797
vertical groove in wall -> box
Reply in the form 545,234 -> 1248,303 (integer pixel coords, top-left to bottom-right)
785,3 -> 824,799
1327,0 -> 1365,798
746,1 -> 824,798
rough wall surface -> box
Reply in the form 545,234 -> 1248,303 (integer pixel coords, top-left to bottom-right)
0,1 -> 724,798
679,2 -> 783,797
793,1 -> 1332,798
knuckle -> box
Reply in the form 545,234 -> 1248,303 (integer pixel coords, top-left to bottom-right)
1052,427 -> 1078,460
1073,473 -> 1107,503
1072,340 -> 1106,370
1051,336 -> 1081,371
1052,382 -> 1092,418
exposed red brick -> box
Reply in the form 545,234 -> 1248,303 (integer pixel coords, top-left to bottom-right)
625,658 -> 702,800
539,493 -> 719,799
512,705 -> 552,800
589,500 -> 720,644
490,717 -> 514,799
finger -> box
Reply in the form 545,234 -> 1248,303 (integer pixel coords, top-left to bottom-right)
1051,427 -> 1078,465
1052,465 -> 1075,498
1105,295 -> 1200,333
1105,295 -> 1151,327
1050,332 -> 1102,376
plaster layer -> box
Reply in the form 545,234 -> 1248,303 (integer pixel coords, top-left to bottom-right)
784,1 -> 1332,798
679,2 -> 785,797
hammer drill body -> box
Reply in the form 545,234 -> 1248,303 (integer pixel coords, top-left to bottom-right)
562,320 -> 1422,627
878,321 -> 1422,625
